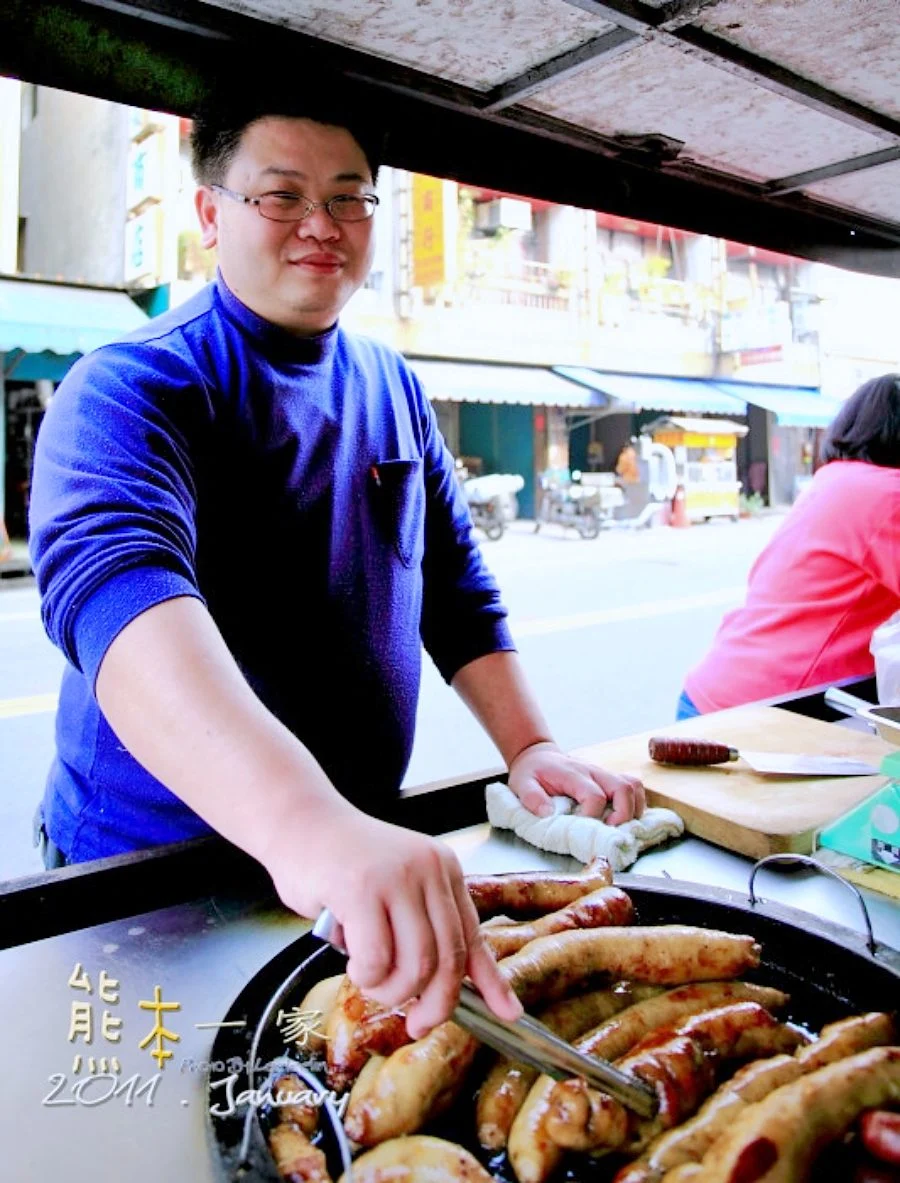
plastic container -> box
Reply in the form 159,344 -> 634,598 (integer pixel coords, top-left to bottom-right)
817,750 -> 900,873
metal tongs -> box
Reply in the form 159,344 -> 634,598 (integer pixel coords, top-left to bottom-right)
312,908 -> 659,1119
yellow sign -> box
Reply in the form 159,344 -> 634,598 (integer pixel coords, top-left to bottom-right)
412,174 -> 445,288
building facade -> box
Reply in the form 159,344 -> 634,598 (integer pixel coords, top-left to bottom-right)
3,80 -> 900,541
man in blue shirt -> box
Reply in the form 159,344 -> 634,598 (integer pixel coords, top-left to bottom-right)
30,89 -> 645,1036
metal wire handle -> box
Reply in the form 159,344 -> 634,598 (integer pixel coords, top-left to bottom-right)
747,853 -> 877,955
237,938 -> 354,1180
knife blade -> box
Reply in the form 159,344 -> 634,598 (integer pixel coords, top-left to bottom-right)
649,737 -> 879,776
311,908 -> 659,1118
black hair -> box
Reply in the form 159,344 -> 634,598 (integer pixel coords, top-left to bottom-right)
820,373 -> 900,468
190,73 -> 386,187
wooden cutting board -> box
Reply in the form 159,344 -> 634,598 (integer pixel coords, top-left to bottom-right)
571,705 -> 894,860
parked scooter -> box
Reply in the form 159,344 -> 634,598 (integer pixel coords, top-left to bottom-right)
458,468 -> 525,541
534,469 -> 604,539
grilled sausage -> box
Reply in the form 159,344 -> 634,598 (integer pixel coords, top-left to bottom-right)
795,1012 -> 896,1073
506,982 -> 787,1183
482,886 -> 634,959
476,983 -> 662,1150
324,977 -> 404,1093
295,975 -> 344,1057
500,927 -> 762,1006
343,1021 -> 478,1145
268,1123 -> 331,1183
613,1057 -> 805,1183
272,1074 -> 321,1135
338,1135 -> 493,1183
618,1011 -> 897,1183
546,1003 -> 790,1153
684,1046 -> 900,1182
860,1110 -> 900,1167
466,857 -> 613,917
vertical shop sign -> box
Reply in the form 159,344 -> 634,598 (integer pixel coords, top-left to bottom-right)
411,174 -> 445,288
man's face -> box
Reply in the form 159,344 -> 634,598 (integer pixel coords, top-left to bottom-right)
196,117 -> 376,335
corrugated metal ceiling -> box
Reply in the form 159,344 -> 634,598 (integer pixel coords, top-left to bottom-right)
3,0 -> 900,274
192,0 -> 900,232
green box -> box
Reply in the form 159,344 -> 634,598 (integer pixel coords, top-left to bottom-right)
817,751 -> 900,873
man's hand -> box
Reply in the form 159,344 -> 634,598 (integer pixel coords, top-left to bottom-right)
508,741 -> 646,825
263,811 -> 523,1040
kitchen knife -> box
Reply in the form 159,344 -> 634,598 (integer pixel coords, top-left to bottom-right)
649,736 -> 879,777
311,908 -> 659,1119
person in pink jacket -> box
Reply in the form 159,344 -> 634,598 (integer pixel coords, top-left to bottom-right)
680,373 -> 900,718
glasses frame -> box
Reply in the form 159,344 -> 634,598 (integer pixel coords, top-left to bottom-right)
210,184 -> 379,223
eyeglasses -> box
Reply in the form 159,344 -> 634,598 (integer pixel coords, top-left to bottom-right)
211,184 -> 379,223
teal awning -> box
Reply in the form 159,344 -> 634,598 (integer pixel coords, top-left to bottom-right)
0,277 -> 148,356
553,367 -> 748,415
407,358 -> 609,408
711,381 -> 843,427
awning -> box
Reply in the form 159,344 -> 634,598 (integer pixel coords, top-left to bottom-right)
406,359 -> 609,408
553,367 -> 748,416
711,381 -> 844,428
0,277 -> 148,357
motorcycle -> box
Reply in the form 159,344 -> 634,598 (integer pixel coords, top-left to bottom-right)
534,469 -> 605,539
460,471 -> 525,541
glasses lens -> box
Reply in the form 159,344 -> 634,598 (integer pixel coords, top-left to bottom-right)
328,195 -> 377,222
258,194 -> 310,222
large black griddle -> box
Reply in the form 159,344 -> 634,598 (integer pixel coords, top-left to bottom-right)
205,872 -> 900,1182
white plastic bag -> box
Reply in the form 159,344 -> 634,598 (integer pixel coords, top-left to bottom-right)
870,610 -> 900,705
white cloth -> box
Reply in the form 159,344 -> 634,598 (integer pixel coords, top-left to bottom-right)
485,782 -> 684,873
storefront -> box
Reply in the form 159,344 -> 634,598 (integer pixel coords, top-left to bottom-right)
0,275 -> 147,540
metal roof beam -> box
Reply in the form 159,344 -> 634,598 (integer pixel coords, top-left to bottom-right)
768,146 -> 900,197
482,27 -> 641,112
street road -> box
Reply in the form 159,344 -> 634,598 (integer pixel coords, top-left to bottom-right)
0,514 -> 784,881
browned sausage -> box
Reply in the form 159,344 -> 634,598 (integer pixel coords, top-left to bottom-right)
272,1074 -> 320,1135
476,983 -> 662,1150
860,1110 -> 900,1166
324,977 -> 406,1093
338,1135 -> 493,1183
546,1003 -> 786,1153
343,1021 -> 478,1145
506,983 -> 788,1183
686,1046 -> 900,1182
482,886 -> 634,959
796,1012 -> 896,1073
614,1056 -> 804,1183
620,1011 -> 896,1183
268,1123 -> 331,1183
466,857 -> 613,917
500,928 -> 762,1008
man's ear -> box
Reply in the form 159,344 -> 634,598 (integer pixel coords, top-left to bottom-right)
195,187 -> 219,250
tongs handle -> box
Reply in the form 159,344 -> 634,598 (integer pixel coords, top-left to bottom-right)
311,909 -> 658,1119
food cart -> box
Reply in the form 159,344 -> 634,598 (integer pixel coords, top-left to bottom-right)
2,1 -> 900,1178
645,416 -> 747,522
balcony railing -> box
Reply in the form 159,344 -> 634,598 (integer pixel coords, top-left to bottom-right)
449,256 -> 575,312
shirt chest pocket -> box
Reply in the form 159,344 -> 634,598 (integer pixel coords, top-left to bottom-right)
371,458 -> 425,569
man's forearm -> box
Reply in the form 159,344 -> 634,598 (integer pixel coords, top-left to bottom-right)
94,596 -> 357,864
450,650 -> 557,768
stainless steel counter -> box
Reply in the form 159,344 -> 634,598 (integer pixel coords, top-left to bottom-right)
1,824 -> 896,1183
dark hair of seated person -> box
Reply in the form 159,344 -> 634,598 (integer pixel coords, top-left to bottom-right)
820,373 -> 900,469
190,64 -> 387,188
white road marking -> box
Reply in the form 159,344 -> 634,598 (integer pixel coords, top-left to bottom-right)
0,587 -> 744,721
512,586 -> 744,638
0,692 -> 58,720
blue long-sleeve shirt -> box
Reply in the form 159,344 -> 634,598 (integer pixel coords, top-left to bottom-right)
29,275 -> 514,861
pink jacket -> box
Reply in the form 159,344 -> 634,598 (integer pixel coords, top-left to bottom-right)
684,461 -> 900,713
